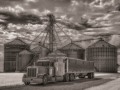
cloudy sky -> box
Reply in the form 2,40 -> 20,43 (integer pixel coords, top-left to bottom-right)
1,0 -> 120,71
0,0 -> 120,44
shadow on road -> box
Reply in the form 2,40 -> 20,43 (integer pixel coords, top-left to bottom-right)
0,78 -> 114,90
30,78 -> 112,87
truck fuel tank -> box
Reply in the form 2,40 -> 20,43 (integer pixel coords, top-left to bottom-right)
54,59 -> 65,76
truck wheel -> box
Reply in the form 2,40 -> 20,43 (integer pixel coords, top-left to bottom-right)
91,73 -> 94,79
88,73 -> 92,79
24,82 -> 30,85
64,74 -> 69,82
69,74 -> 75,81
43,76 -> 48,85
79,75 -> 85,78
81,76 -> 85,78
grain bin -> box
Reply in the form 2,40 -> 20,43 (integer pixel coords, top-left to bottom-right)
31,45 -> 50,59
59,42 -> 85,59
16,50 -> 33,72
48,50 -> 66,57
86,38 -> 117,73
4,37 -> 30,72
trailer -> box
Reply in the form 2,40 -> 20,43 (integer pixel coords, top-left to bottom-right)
22,56 -> 94,85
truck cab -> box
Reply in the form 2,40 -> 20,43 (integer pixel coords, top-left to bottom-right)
22,57 -> 66,85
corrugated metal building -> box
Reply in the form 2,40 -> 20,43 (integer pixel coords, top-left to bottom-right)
16,50 -> 33,72
86,38 -> 117,73
59,42 -> 85,59
4,37 -> 30,72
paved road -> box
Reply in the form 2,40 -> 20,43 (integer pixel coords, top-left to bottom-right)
0,78 -> 112,90
86,75 -> 120,90
0,73 -> 120,90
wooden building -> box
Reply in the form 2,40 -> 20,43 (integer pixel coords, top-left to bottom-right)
86,38 -> 117,73
4,37 -> 30,72
59,42 -> 85,59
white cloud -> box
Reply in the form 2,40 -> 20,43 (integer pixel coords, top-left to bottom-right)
55,7 -> 63,13
41,9 -> 51,15
31,9 -> 40,15
14,5 -> 25,12
0,5 -> 25,14
71,0 -> 79,6
25,0 -> 38,3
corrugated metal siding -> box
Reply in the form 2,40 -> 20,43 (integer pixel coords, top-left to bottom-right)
4,61 -> 16,72
68,58 -> 94,73
4,38 -> 30,72
16,50 -> 33,71
59,43 -> 85,59
86,39 -> 117,73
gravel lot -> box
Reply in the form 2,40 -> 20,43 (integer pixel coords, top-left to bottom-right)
0,73 -> 120,90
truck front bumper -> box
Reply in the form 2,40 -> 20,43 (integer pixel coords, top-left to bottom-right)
22,77 -> 43,84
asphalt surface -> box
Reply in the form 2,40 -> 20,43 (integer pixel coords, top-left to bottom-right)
0,73 -> 120,90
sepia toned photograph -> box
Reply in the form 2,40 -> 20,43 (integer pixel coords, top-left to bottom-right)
0,0 -> 120,90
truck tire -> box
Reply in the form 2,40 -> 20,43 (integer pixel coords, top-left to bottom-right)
42,76 -> 48,85
79,75 -> 85,78
64,74 -> 69,82
88,73 -> 93,79
91,73 -> 94,79
69,74 -> 75,81
24,82 -> 30,85
81,76 -> 85,78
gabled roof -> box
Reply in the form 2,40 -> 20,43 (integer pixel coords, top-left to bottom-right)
88,38 -> 116,48
5,37 -> 28,45
60,42 -> 84,50
75,41 -> 91,49
19,50 -> 32,55
31,45 -> 49,53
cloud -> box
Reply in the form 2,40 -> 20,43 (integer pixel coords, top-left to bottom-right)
1,0 -> 120,43
25,0 -> 38,3
0,6 -> 24,14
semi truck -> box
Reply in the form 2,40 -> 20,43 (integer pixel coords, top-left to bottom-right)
22,57 -> 94,85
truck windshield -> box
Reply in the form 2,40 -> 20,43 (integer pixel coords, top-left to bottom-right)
36,61 -> 54,66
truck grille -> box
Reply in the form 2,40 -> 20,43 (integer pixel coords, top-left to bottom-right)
27,68 -> 37,77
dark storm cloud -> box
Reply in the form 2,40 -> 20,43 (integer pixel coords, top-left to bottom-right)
0,0 -> 93,19
27,0 -> 70,11
1,0 -> 120,38
0,0 -> 25,6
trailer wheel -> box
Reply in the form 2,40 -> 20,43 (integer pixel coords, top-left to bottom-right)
64,74 -> 69,82
42,76 -> 48,85
69,74 -> 75,81
24,82 -> 30,85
